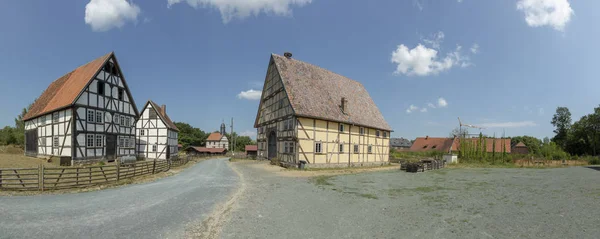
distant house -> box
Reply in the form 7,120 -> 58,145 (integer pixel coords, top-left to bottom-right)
136,100 -> 179,160
410,136 -> 512,154
245,145 -> 258,157
512,142 -> 529,154
185,146 -> 227,156
206,133 -> 229,149
390,138 -> 412,150
23,52 -> 139,164
409,136 -> 455,153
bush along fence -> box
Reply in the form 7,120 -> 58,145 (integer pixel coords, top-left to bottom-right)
0,156 -> 191,191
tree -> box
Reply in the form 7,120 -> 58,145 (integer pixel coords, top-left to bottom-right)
174,122 -> 207,149
543,137 -> 550,145
551,107 -> 572,149
13,105 -> 30,146
0,126 -> 17,145
232,136 -> 255,152
450,127 -> 469,138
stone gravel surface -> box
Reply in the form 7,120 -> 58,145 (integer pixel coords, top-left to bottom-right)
221,162 -> 600,239
0,158 -> 238,239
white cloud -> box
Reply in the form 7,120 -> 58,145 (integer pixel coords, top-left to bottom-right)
420,108 -> 428,113
391,43 -> 472,76
239,130 -> 257,139
167,0 -> 312,23
237,89 -> 262,100
406,105 -> 419,114
85,0 -> 141,32
479,121 -> 537,128
437,97 -> 448,107
427,103 -> 436,109
422,31 -> 445,49
470,43 -> 479,54
516,0 -> 574,31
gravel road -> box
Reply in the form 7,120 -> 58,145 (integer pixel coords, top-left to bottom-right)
221,162 -> 600,239
0,158 -> 238,239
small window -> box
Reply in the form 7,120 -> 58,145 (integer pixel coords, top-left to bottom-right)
422,145 -> 428,149
53,113 -> 59,123
53,136 -> 59,147
124,117 -> 129,127
97,81 -> 104,95
339,143 -> 344,152
368,145 -> 373,154
383,131 -> 387,138
119,137 -> 124,147
120,116 -> 125,125
141,129 -> 145,136
96,112 -> 103,123
376,130 -> 381,137
87,135 -> 94,147
360,127 -> 364,135
118,89 -> 124,101
149,109 -> 157,119
339,124 -> 344,132
354,144 -> 359,153
114,114 -> 119,124
289,142 -> 294,153
432,145 -> 437,149
284,142 -> 289,153
315,142 -> 322,153
96,135 -> 103,147
152,144 -> 157,152
104,62 -> 114,74
87,110 -> 95,122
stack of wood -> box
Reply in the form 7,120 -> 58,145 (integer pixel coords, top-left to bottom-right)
402,159 -> 445,173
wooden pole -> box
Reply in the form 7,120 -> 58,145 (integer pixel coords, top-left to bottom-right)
152,160 -> 156,174
76,168 -> 79,185
0,169 -> 3,188
116,161 -> 120,181
40,164 -> 44,191
89,167 -> 92,185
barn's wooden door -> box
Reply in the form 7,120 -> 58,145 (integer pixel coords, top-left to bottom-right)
106,135 -> 117,160
166,145 -> 171,160
25,129 -> 38,156
268,131 -> 277,160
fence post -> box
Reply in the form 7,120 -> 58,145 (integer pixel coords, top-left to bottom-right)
0,169 -> 2,188
40,164 -> 44,191
152,160 -> 156,174
89,167 -> 92,185
116,160 -> 120,181
76,168 -> 80,185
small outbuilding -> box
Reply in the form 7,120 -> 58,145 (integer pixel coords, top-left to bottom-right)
245,145 -> 258,157
512,142 -> 529,154
185,146 -> 227,156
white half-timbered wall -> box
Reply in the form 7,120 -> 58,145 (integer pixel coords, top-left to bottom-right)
72,58 -> 137,160
24,109 -> 73,157
206,136 -> 228,149
136,104 -> 178,160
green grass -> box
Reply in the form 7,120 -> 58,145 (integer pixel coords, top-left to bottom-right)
311,175 -> 335,186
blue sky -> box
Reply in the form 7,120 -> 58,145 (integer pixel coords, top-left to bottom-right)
0,0 -> 596,140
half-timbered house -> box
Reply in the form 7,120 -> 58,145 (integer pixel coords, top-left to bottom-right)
23,52 -> 139,165
136,101 -> 179,160
254,52 -> 392,167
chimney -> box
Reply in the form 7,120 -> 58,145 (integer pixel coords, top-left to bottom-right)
425,136 -> 429,140
341,97 -> 347,113
284,52 -> 293,58
161,105 -> 166,114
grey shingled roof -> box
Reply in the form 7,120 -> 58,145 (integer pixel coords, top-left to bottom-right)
390,138 -> 412,147
272,54 -> 392,131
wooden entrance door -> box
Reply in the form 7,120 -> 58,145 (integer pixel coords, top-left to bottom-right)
106,135 -> 117,160
25,129 -> 38,156
268,131 -> 277,160
166,145 -> 171,159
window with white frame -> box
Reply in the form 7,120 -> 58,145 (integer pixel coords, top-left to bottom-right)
87,135 -> 94,147
376,130 -> 380,137
53,113 -> 59,123
53,136 -> 59,147
368,145 -> 373,154
87,110 -> 95,122
383,131 -> 387,138
339,143 -> 344,152
96,135 -> 103,147
315,142 -> 322,153
120,116 -> 125,125
360,127 -> 364,135
284,142 -> 289,153
119,137 -> 124,147
114,114 -> 119,124
339,124 -> 344,132
289,142 -> 294,153
152,144 -> 157,152
354,144 -> 359,153
141,129 -> 145,136
96,112 -> 103,123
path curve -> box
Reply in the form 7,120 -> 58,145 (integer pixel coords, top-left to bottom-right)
0,158 -> 239,239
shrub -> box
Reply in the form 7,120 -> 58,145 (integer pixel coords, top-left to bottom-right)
588,157 -> 600,165
270,157 -> 280,166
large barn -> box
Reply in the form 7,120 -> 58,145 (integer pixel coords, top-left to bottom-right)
254,52 -> 392,167
23,52 -> 139,165
136,100 -> 179,160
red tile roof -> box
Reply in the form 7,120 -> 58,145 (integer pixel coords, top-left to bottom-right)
187,147 -> 226,154
207,133 -> 223,141
409,137 -> 455,153
24,52 -> 113,120
515,142 -> 527,147
245,145 -> 258,152
146,100 -> 179,131
451,138 -> 512,153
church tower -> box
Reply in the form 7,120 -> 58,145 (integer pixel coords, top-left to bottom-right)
220,120 -> 226,136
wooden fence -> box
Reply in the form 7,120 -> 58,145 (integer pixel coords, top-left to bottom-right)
0,156 -> 191,191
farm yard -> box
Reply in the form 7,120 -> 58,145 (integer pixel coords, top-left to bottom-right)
220,160 -> 600,239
